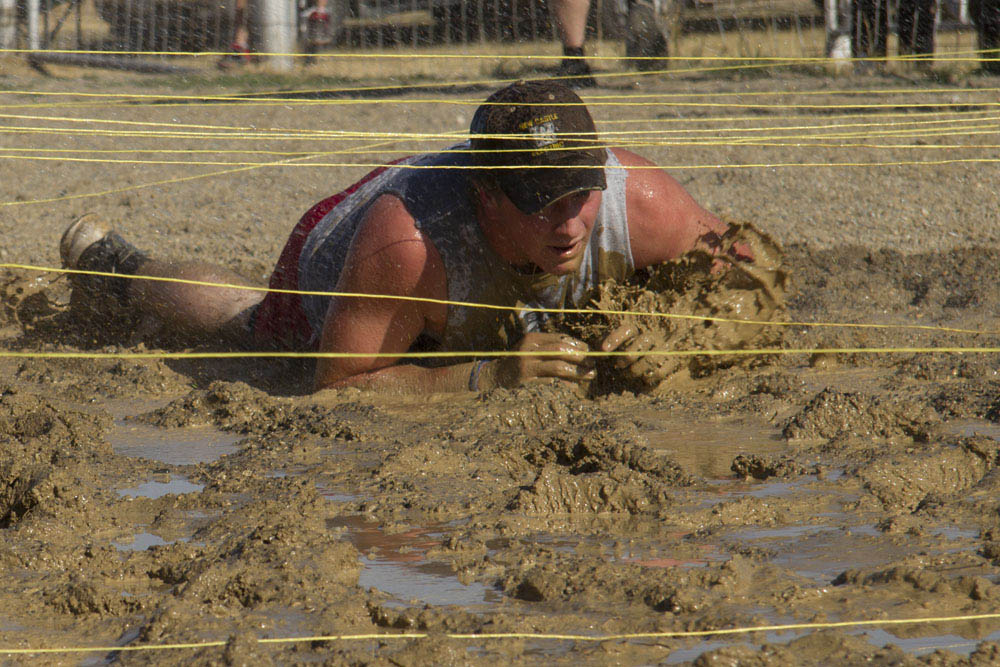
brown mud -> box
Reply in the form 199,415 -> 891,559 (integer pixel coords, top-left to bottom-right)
2,71 -> 1000,664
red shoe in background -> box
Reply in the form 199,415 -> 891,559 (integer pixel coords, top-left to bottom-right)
217,42 -> 252,70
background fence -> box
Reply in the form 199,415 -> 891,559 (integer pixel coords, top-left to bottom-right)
0,0 -> 990,73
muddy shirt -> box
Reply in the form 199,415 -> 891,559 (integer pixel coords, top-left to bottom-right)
297,144 -> 632,355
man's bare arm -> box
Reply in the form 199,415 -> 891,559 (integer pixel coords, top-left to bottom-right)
312,194 -> 452,392
312,195 -> 594,394
312,194 -> 595,394
612,147 -> 731,269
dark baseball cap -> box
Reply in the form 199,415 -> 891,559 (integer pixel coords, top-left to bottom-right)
470,80 -> 607,215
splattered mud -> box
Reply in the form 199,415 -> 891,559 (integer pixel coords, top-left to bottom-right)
2,66 -> 1000,664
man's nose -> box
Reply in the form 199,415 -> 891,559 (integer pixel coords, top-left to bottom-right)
541,211 -> 581,235
540,198 -> 584,228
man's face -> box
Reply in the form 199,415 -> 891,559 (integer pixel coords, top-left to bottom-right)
496,189 -> 603,275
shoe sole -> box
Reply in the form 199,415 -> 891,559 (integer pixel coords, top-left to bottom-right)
60,213 -> 111,269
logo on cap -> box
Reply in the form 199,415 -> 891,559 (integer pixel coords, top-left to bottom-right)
520,113 -> 563,155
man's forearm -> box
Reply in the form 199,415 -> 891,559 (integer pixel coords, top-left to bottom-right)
313,360 -> 490,395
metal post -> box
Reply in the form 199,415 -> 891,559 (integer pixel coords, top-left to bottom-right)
825,0 -> 851,61
27,0 -> 40,50
261,0 -> 294,70
0,0 -> 15,49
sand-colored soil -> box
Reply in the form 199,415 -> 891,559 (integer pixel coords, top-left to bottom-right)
2,60 -> 1000,664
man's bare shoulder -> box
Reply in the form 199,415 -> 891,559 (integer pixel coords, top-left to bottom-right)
610,147 -> 685,203
609,147 -> 725,267
349,193 -> 434,267
341,192 -> 446,299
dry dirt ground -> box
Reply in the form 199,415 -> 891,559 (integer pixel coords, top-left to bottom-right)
2,58 -> 1000,664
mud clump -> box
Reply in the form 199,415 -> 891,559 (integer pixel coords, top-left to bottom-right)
503,419 -> 690,514
782,388 -> 939,443
142,482 -> 362,623
517,419 -> 688,482
464,381 -> 592,432
512,465 -> 672,514
731,454 -> 813,480
0,387 -> 113,526
0,270 -> 67,338
551,221 -> 789,395
139,380 -> 369,439
0,385 -> 109,449
498,551 -> 756,613
833,558 -> 1000,606
44,574 -> 143,617
859,441 -> 995,512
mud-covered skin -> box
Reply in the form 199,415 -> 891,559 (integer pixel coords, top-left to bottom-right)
551,221 -> 790,395
5,75 -> 1000,663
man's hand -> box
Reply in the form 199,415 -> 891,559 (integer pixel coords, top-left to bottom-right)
600,323 -> 681,389
485,332 -> 595,389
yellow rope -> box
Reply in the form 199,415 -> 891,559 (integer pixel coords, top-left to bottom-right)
1,348 -> 999,361
0,134 -> 403,208
4,263 -> 1000,338
3,86 -> 998,108
3,611 -> 999,654
5,118 -> 996,144
2,107 -> 994,143
5,153 -> 1000,169
9,137 -> 1000,160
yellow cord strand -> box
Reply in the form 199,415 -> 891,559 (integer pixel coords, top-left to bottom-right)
3,611 -> 999,654
4,263 -> 1000,338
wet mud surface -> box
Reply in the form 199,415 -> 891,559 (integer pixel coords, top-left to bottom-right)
3,70 -> 1000,663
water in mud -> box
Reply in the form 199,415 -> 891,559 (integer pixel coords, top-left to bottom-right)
3,73 -> 1000,664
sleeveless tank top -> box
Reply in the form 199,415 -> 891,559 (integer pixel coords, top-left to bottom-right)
297,144 -> 633,355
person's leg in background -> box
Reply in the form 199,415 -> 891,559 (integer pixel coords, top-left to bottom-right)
851,0 -> 889,69
218,0 -> 253,69
969,0 -> 1000,73
626,0 -> 669,71
897,0 -> 937,65
552,0 -> 597,87
304,0 -> 334,52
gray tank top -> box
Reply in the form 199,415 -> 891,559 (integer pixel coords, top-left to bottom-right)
298,144 -> 633,354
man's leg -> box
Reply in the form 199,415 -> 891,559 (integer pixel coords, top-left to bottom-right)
61,214 -> 264,346
626,0 -> 669,72
897,0 -> 937,61
851,0 -> 889,64
551,0 -> 597,87
970,0 -> 1000,74
218,0 -> 252,69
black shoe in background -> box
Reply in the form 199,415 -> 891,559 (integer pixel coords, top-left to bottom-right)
556,47 -> 597,88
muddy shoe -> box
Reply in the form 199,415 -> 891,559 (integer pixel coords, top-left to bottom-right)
59,214 -> 147,333
60,212 -> 113,270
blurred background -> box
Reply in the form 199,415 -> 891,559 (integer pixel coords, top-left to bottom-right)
1,0 -> 996,79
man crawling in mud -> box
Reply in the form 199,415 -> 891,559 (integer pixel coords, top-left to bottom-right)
59,79 -> 763,395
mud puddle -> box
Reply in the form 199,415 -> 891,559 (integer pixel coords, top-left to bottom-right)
109,420 -> 241,465
635,411 -> 785,479
859,627 -> 1000,656
949,419 -> 1000,442
332,517 -> 502,609
113,531 -> 182,552
360,557 -> 501,608
117,475 -> 204,499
